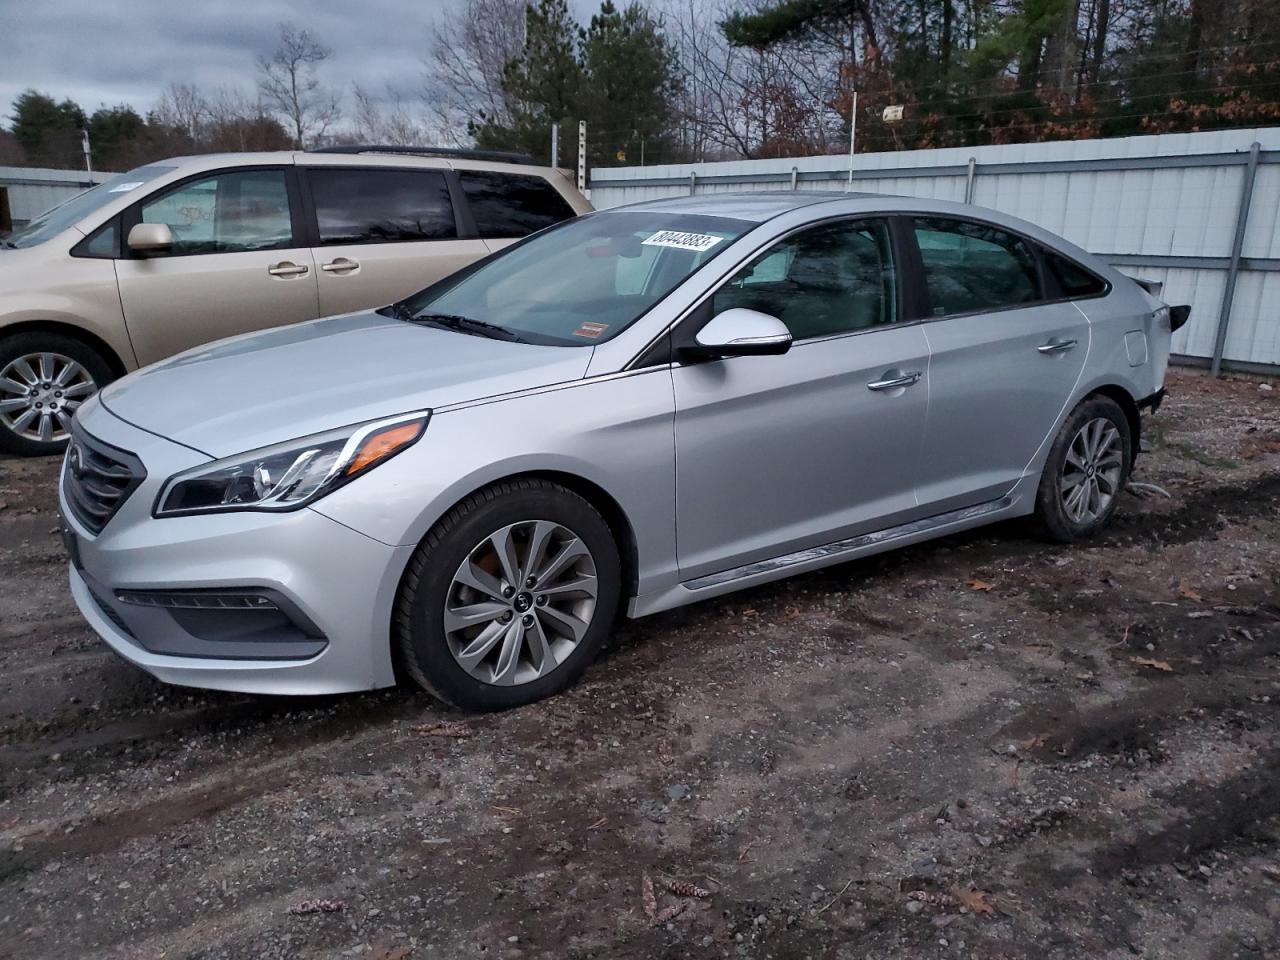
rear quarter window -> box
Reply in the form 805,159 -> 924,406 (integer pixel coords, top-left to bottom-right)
458,171 -> 576,239
1044,251 -> 1109,298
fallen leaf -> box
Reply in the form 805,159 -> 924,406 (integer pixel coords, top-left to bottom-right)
968,579 -> 995,592
952,887 -> 996,916
641,873 -> 657,920
1129,655 -> 1175,673
1178,583 -> 1203,602
1016,734 -> 1047,751
652,901 -> 687,925
588,817 -> 607,829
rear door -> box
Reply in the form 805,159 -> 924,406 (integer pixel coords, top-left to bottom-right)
303,166 -> 488,316
455,170 -> 580,254
908,216 -> 1090,513
115,167 -> 320,365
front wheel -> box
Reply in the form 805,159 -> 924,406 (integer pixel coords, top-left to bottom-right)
394,479 -> 621,710
1032,395 -> 1133,542
0,332 -> 113,456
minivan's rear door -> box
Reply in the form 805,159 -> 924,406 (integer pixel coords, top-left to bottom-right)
115,167 -> 320,366
302,167 -> 488,316
454,169 -> 581,255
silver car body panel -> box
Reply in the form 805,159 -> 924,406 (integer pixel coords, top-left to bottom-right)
61,193 -> 1172,694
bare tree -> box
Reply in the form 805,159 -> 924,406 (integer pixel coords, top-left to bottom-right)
256,23 -> 341,147
152,82 -> 208,141
352,83 -> 427,145
423,0 -> 526,145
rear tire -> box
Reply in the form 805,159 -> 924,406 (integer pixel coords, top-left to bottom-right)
393,479 -> 621,711
1032,395 -> 1133,543
0,332 -> 114,456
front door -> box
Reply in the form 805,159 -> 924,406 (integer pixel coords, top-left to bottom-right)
672,218 -> 931,582
115,167 -> 319,366
303,166 -> 489,316
908,216 -> 1091,512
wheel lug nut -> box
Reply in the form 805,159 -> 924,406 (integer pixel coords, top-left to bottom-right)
54,391 -> 62,398
502,586 -> 515,599
536,595 -> 548,606
522,614 -> 534,627
525,576 -> 537,588
500,611 -> 512,623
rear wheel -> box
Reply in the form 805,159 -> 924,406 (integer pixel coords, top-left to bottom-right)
394,479 -> 621,710
1032,395 -> 1132,542
0,332 -> 113,456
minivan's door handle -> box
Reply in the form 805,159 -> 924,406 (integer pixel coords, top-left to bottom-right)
320,257 -> 359,274
267,261 -> 309,277
1037,338 -> 1078,354
866,371 -> 922,392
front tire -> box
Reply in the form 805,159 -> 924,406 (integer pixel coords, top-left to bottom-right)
0,332 -> 113,456
1032,395 -> 1133,542
394,479 -> 622,711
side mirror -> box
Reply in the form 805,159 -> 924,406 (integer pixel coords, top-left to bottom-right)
679,307 -> 793,362
1169,304 -> 1190,332
127,222 -> 174,253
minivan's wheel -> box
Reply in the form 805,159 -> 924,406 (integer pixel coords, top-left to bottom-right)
394,479 -> 621,710
0,333 -> 113,456
1032,395 -> 1133,542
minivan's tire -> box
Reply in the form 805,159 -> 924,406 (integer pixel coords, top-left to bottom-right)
394,479 -> 622,711
0,332 -> 114,456
1032,395 -> 1133,543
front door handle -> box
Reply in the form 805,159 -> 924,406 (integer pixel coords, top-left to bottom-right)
320,257 -> 360,274
1038,338 -> 1078,354
866,371 -> 922,392
267,261 -> 309,277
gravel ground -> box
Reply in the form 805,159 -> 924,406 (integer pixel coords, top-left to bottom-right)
1,368 -> 1277,960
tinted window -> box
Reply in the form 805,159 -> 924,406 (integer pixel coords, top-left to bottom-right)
310,169 -> 456,245
713,219 -> 896,340
914,218 -> 1040,316
397,212 -> 750,345
140,170 -> 293,256
458,171 -> 576,238
1045,251 -> 1108,298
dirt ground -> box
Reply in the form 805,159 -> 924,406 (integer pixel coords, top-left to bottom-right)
1,368 -> 1277,960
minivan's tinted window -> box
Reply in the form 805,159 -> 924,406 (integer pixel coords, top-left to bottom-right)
310,168 -> 456,245
714,219 -> 896,340
141,170 -> 293,255
1045,251 -> 1108,298
458,171 -> 576,238
914,218 -> 1040,316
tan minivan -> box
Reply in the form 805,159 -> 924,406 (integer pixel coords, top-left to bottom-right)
0,147 -> 591,455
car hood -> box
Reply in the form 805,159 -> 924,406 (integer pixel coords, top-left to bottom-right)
99,311 -> 594,457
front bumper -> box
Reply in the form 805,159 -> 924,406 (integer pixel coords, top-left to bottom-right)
62,399 -> 414,695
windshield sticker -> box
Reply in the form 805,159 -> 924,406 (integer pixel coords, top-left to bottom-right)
573,321 -> 609,339
107,181 -> 145,193
642,230 -> 724,253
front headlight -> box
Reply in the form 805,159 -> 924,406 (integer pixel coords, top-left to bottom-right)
155,412 -> 428,517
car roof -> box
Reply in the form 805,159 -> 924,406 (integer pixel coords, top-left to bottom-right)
144,151 -> 569,178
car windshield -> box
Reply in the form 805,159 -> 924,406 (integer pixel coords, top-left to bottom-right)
392,211 -> 754,345
3,164 -> 176,249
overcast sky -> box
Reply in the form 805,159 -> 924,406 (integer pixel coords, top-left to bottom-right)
2,0 -> 602,125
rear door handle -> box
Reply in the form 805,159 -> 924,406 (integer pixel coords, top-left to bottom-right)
866,371 -> 922,392
321,257 -> 359,274
267,261 -> 309,277
1037,338 -> 1078,354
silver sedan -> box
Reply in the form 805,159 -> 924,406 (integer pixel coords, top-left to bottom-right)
60,193 -> 1181,709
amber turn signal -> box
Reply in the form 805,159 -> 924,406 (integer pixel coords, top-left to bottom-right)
346,421 -> 425,476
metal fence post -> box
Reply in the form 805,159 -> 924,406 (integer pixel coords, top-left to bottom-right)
577,121 -> 587,193
964,157 -> 977,204
551,123 -> 558,169
689,171 -> 697,195
791,166 -> 799,190
1211,141 -> 1261,377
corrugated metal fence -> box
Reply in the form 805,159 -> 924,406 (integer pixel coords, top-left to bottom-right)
590,128 -> 1280,374
0,166 -> 114,228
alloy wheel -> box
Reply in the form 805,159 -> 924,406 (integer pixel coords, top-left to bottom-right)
1059,416 -> 1123,524
0,352 -> 97,443
443,520 -> 599,686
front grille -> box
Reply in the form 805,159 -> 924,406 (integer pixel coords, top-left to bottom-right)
63,428 -> 145,535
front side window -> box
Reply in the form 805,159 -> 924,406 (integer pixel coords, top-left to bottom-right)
712,219 -> 897,340
458,171 -> 577,238
914,218 -> 1040,316
140,169 -> 293,256
395,211 -> 751,345
309,168 -> 456,245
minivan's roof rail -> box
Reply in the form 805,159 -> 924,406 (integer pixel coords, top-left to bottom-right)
308,145 -> 537,165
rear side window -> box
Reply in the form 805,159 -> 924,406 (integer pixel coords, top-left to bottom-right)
457,171 -> 576,239
1045,251 -> 1108,298
309,168 -> 456,245
913,218 -> 1040,316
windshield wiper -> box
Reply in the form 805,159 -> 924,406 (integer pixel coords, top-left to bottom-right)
408,311 -> 528,343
